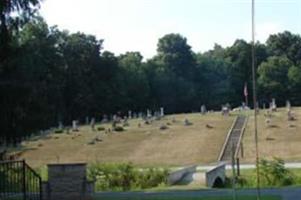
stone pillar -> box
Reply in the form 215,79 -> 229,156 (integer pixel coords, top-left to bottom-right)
44,163 -> 94,200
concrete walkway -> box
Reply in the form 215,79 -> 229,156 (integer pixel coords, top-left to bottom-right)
194,162 -> 301,171
96,187 -> 301,200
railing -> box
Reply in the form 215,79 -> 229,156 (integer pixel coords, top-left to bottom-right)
235,116 -> 248,158
0,160 -> 42,200
218,116 -> 238,161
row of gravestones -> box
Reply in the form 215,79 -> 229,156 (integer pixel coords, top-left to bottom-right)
56,107 -> 166,132
265,99 -> 296,127
59,105 -> 214,133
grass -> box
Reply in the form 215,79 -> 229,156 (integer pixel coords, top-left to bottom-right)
12,112 -> 234,168
93,195 -> 281,200
241,107 -> 301,163
226,167 -> 301,188
9,106 -> 301,169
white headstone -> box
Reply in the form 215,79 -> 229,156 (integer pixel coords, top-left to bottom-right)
147,109 -> 152,118
286,100 -> 291,111
138,112 -> 143,118
90,118 -> 95,130
72,120 -> 78,131
160,107 -> 164,117
58,121 -> 63,130
271,98 -> 277,111
128,110 -> 132,119
201,105 -> 206,115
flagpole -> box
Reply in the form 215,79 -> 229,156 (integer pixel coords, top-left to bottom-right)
251,0 -> 261,199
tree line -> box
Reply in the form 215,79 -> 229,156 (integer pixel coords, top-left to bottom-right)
1,1 -> 301,143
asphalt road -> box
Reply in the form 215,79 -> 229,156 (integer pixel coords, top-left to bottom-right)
96,187 -> 301,200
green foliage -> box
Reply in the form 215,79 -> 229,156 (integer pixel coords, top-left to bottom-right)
97,126 -> 105,131
87,163 -> 169,191
54,129 -> 64,134
114,126 -> 125,132
258,158 -> 294,187
258,56 -> 295,103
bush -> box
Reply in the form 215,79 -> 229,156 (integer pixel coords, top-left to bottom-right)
114,126 -> 124,132
87,163 -> 169,191
97,126 -> 105,131
258,157 -> 294,187
54,129 -> 63,134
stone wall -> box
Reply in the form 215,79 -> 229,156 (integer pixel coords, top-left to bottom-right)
205,163 -> 226,187
167,165 -> 197,185
43,163 -> 94,200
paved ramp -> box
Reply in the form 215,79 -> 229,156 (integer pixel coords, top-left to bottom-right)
218,115 -> 247,162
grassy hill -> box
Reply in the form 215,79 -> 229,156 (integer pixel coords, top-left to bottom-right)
242,107 -> 301,163
15,113 -> 234,168
9,107 -> 301,168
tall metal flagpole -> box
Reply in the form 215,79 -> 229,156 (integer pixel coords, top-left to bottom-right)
251,0 -> 261,199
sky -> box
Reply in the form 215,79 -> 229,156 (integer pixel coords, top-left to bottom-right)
40,0 -> 301,59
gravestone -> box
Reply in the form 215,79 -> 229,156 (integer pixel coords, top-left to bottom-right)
102,114 -> 108,123
242,102 -> 246,110
271,98 -> 277,112
286,100 -> 291,111
128,110 -> 132,119
58,121 -> 63,130
133,112 -> 137,118
160,107 -> 164,117
147,109 -> 152,118
154,111 -> 161,120
201,105 -> 207,115
184,118 -> 193,126
85,117 -> 89,125
90,118 -> 95,131
221,105 -> 230,116
138,112 -> 143,118
72,120 -> 78,132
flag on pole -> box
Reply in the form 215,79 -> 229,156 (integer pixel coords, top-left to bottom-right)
244,83 -> 248,97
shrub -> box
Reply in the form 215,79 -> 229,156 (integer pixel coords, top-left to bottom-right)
258,157 -> 294,187
54,129 -> 63,134
97,126 -> 105,131
87,163 -> 169,191
114,126 -> 124,132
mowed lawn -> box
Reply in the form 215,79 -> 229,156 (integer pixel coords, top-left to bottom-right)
94,195 -> 281,200
16,113 -> 234,168
242,107 -> 301,163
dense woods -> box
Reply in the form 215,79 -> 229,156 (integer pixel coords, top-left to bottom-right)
1,1 -> 301,143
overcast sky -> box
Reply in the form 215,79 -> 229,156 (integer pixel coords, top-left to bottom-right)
40,0 -> 301,59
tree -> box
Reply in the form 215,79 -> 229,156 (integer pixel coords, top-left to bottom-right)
225,40 -> 268,106
157,33 -> 196,80
0,0 -> 41,62
288,65 -> 301,104
118,52 -> 150,111
258,56 -> 294,104
266,31 -> 301,65
195,52 -> 233,108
